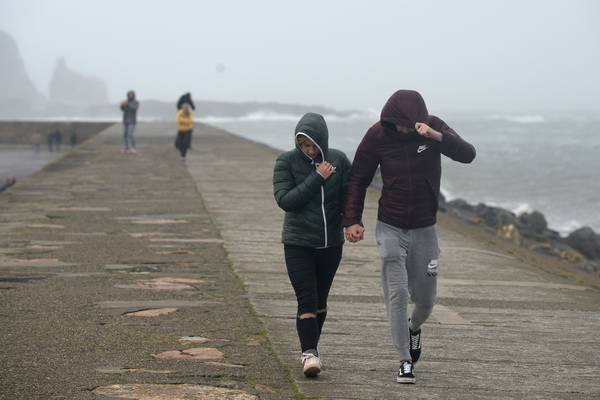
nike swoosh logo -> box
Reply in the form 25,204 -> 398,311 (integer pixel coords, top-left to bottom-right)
417,145 -> 429,153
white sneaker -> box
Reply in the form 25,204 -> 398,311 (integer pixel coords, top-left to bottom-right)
301,351 -> 321,377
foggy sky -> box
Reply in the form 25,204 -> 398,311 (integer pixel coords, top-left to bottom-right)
1,0 -> 598,112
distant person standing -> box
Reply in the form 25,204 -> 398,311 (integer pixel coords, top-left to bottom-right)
176,92 -> 195,111
343,90 -> 476,384
69,128 -> 78,148
175,104 -> 194,159
47,131 -> 54,152
54,129 -> 63,152
120,90 -> 139,154
31,133 -> 42,153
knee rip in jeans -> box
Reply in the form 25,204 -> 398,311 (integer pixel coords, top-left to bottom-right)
316,308 -> 327,314
298,312 -> 317,319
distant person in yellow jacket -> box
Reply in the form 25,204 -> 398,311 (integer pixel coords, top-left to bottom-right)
175,103 -> 193,159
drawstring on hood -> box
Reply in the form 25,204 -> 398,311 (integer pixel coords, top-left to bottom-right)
295,112 -> 329,162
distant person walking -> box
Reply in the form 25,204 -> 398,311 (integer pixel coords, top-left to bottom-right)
120,90 -> 139,154
176,92 -> 195,111
31,133 -> 42,153
175,103 -> 193,159
69,128 -> 78,148
343,90 -> 476,384
273,112 -> 351,378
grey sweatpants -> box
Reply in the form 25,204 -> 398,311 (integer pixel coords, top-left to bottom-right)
375,220 -> 439,361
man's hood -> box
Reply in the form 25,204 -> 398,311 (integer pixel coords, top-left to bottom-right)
380,90 -> 429,130
295,112 -> 329,161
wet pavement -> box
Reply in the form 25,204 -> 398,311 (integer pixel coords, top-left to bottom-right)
1,121 -> 599,399
0,123 -> 297,400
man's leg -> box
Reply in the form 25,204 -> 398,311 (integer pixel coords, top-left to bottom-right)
375,221 -> 411,361
407,225 -> 439,331
123,124 -> 130,150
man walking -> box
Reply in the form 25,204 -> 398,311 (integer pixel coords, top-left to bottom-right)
343,90 -> 475,383
120,90 -> 139,153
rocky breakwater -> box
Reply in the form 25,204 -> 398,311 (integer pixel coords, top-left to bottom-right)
370,173 -> 600,275
442,196 -> 600,274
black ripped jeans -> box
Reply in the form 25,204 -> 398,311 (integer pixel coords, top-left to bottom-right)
284,244 -> 342,352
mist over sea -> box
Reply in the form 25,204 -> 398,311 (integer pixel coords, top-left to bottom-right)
207,111 -> 600,236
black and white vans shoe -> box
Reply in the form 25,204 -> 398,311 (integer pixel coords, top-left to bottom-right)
396,360 -> 416,384
409,325 -> 422,364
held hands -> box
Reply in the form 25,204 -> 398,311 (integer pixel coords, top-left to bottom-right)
316,161 -> 335,179
415,122 -> 443,142
345,224 -> 365,243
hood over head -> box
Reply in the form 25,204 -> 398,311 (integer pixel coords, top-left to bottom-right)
380,90 -> 429,130
295,112 -> 329,161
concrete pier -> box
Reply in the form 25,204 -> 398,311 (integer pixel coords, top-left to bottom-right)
1,122 -> 599,399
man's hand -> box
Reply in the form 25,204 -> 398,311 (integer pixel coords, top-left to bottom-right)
316,161 -> 335,179
345,224 -> 365,242
415,122 -> 442,142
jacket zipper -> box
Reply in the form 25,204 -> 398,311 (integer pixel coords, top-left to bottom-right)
404,145 -> 413,225
321,185 -> 328,248
298,132 -> 329,248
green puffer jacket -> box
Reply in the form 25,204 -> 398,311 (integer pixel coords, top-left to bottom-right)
273,113 -> 352,248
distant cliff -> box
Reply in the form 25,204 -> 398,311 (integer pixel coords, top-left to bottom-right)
49,57 -> 109,108
0,30 -> 357,119
0,30 -> 46,115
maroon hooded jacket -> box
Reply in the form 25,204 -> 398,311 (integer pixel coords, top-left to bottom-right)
342,90 -> 476,229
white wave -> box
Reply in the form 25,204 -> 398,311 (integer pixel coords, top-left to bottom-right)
201,112 -> 300,123
554,219 -> 583,237
513,203 -> 534,215
440,187 -> 457,201
487,114 -> 546,124
200,110 -> 374,124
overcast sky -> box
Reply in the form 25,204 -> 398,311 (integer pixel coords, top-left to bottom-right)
1,0 -> 598,112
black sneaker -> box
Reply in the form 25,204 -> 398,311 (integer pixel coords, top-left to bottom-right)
409,326 -> 422,364
396,361 -> 415,384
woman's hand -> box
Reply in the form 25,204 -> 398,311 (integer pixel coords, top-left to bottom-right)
316,161 -> 335,179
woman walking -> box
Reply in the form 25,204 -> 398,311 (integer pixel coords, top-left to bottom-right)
272,112 -> 351,377
175,103 -> 193,159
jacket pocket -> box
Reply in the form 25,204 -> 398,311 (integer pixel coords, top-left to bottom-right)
424,177 -> 439,214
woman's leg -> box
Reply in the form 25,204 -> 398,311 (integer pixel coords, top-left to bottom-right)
181,131 -> 192,157
175,131 -> 182,151
284,245 -> 319,352
314,245 -> 343,340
